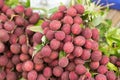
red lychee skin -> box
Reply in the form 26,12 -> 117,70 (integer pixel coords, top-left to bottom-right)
90,61 -> 99,70
0,23 -> 3,29
20,53 -> 30,62
6,9 -> 15,17
21,44 -> 29,54
74,4 -> 85,14
106,71 -> 116,80
50,39 -> 60,50
12,55 -> 20,65
0,29 -> 9,42
0,14 -> 8,23
82,28 -> 92,39
68,53 -> 75,60
27,70 -> 38,80
10,43 -> 21,54
71,23 -> 82,35
64,35 -> 72,42
22,72 -> 28,79
6,60 -> 14,69
97,65 -> 108,74
61,24 -> 71,35
43,67 -> 52,78
74,58 -> 85,65
74,16 -> 83,24
75,64 -> 87,75
53,66 -> 63,77
45,30 -> 54,40
4,21 -> 15,31
59,5 -> 67,12
69,71 -> 78,80
84,40 -> 93,49
0,71 -> 6,80
0,0 -> 4,8
41,21 -> 50,29
100,55 -> 109,65
63,15 -> 73,24
0,55 -> 8,66
19,34 -> 27,45
26,25 -> 34,36
22,60 -> 34,72
43,57 -> 52,64
50,12 -> 63,20
61,71 -> 69,80
92,28 -> 99,41
49,60 -> 58,67
55,31 -> 65,41
25,8 -> 33,17
63,42 -> 74,54
14,27 -> 24,36
66,62 -> 75,71
15,16 -> 25,26
9,34 -> 18,44
74,36 -> 86,46
5,51 -> 12,58
35,64 -> 44,72
59,57 -> 69,67
2,5 -> 9,13
29,13 -> 40,24
37,74 -> 47,80
116,61 -> 120,67
14,5 -> 24,14
66,7 -> 77,17
16,63 -> 23,72
91,40 -> 99,50
40,45 -> 52,57
91,50 -> 102,61
50,20 -> 61,31
0,42 -> 5,53
73,46 -> 83,57
110,56 -> 117,64
80,49 -> 91,60
49,51 -> 58,60
33,32 -> 43,44
6,72 -> 17,80
95,74 -> 107,80
33,55 -> 43,64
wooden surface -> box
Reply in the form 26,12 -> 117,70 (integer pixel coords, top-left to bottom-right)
107,9 -> 120,27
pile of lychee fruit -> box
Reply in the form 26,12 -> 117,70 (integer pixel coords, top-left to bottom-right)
0,0 -> 119,80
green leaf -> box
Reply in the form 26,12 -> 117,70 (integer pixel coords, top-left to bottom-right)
19,77 -> 26,80
59,51 -> 66,59
48,7 -> 58,14
35,20 -> 44,26
69,0 -> 75,6
5,0 -> 19,8
27,26 -> 43,33
25,0 -> 30,7
107,62 -> 119,72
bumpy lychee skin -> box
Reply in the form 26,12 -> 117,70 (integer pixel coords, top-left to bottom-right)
73,46 -> 83,57
27,70 -> 38,80
80,49 -> 91,60
61,71 -> 69,80
10,43 -> 21,54
0,14 -> 8,23
66,7 -> 77,17
33,32 -> 43,44
0,29 -> 9,42
6,72 -> 17,80
16,63 -> 23,72
69,71 -> 78,80
61,24 -> 71,35
50,12 -> 63,20
97,65 -> 108,74
29,13 -> 40,24
63,42 -> 74,53
71,23 -> 82,35
55,31 -> 65,41
66,62 -> 75,71
43,67 -> 52,78
110,56 -> 117,64
15,16 -> 25,26
90,61 -> 99,70
25,8 -> 33,17
50,20 -> 61,31
82,28 -> 92,39
74,4 -> 85,14
64,35 -> 72,42
91,40 -> 99,50
37,74 -> 46,80
0,42 -> 5,53
84,40 -> 93,49
0,0 -> 4,8
75,64 -> 87,75
95,74 -> 107,80
53,66 -> 63,77
49,51 -> 58,60
59,5 -> 67,12
91,50 -> 102,61
92,28 -> 99,41
74,16 -> 83,24
74,58 -> 85,65
59,57 -> 69,67
0,55 -> 8,66
40,45 -> 52,57
22,60 -> 34,72
6,9 -> 15,17
4,21 -> 15,31
14,5 -> 24,14
41,21 -> 50,29
2,5 -> 9,13
74,36 -> 86,46
20,53 -> 30,62
12,55 -> 20,65
0,71 -> 6,80
100,55 -> 109,65
63,15 -> 73,24
50,39 -> 60,50
106,71 -> 116,80
45,30 -> 54,40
